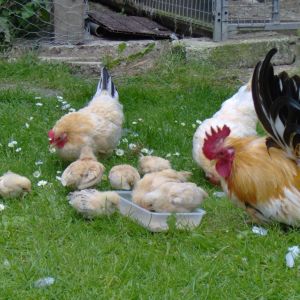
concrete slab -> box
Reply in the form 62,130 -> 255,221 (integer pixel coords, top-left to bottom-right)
173,35 -> 299,68
8,33 -> 299,76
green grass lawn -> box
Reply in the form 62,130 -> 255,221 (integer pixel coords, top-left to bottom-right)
0,54 -> 300,299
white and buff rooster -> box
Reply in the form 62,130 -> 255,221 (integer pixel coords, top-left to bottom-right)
193,79 -> 257,184
48,67 -> 124,161
203,48 -> 300,226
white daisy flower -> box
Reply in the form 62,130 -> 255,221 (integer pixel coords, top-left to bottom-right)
174,120 -> 178,123
196,119 -> 202,125
34,96 -> 42,100
29,116 -> 34,121
62,101 -> 67,105
25,123 -> 30,128
36,102 -> 43,106
166,153 -> 171,158
192,124 -> 196,128
8,141 -> 17,148
56,170 -> 62,174
49,147 -> 56,153
173,152 -> 180,156
0,204 -> 6,211
62,104 -> 71,110
141,148 -> 150,155
181,122 -> 186,126
138,118 -> 143,122
35,160 -> 43,166
132,121 -> 138,125
15,148 -> 22,152
37,180 -> 48,187
115,149 -> 124,156
57,96 -> 63,100
33,171 -> 41,178
129,143 -> 137,150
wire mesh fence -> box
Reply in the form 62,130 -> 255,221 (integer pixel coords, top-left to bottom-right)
225,0 -> 300,39
127,0 -> 214,28
0,0 -> 88,47
127,0 -> 300,40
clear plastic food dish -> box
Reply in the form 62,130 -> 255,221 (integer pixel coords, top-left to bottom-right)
117,191 -> 206,232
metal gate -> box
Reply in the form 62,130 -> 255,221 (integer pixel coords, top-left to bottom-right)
126,0 -> 300,41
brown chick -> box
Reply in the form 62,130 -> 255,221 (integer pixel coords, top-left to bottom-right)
0,171 -> 31,199
138,155 -> 171,176
61,146 -> 105,190
68,189 -> 120,219
109,164 -> 140,190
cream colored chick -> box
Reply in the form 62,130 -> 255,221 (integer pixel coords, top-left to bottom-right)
132,169 -> 207,212
135,181 -> 207,213
0,171 -> 31,199
68,189 -> 120,219
61,146 -> 105,190
109,164 -> 140,190
138,155 -> 171,175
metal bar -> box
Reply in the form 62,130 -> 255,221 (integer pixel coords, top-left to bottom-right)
213,0 -> 222,41
228,22 -> 300,31
221,0 -> 228,41
272,0 -> 280,23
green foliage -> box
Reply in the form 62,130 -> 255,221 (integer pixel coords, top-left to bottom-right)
103,42 -> 156,69
0,0 -> 51,45
117,42 -> 127,54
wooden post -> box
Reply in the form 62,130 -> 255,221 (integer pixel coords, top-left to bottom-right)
54,0 -> 85,44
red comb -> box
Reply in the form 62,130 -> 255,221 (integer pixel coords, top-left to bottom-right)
202,125 -> 231,160
48,129 -> 55,143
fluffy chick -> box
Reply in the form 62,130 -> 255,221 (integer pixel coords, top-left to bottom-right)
136,182 -> 207,213
61,146 -> 105,190
109,164 -> 140,190
132,169 -> 207,212
138,155 -> 171,175
0,171 -> 31,199
68,189 -> 120,219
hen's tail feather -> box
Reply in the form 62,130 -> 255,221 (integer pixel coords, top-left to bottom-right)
95,67 -> 118,99
252,48 -> 300,160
